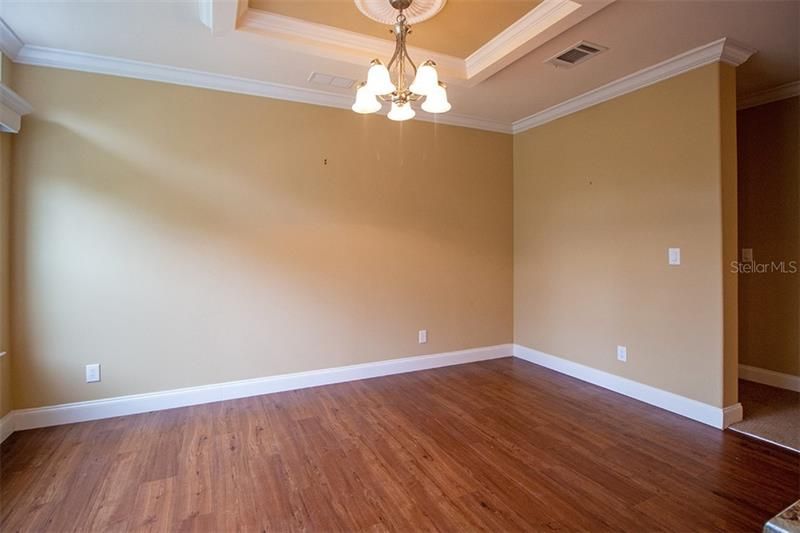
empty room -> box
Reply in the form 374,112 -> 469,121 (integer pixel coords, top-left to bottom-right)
0,0 -> 798,531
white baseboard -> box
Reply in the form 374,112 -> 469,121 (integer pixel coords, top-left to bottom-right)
739,364 -> 800,393
2,342 -> 749,444
513,344 -> 741,429
0,411 -> 14,443
5,344 -> 512,439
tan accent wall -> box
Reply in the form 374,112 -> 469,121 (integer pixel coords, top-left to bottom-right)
719,63 -> 739,406
10,65 -> 513,410
0,54 -> 13,418
0,133 -> 10,418
514,63 -> 738,408
737,96 -> 800,377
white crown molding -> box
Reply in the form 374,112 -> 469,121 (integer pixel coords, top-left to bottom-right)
719,38 -> 757,67
3,344 -> 512,437
240,10 -> 466,79
463,0 -> 585,84
737,81 -> 800,110
513,344 -> 742,429
199,0 -> 250,34
739,364 -> 800,393
512,37 -> 757,134
0,17 -> 23,60
14,45 -> 511,133
0,82 -> 32,132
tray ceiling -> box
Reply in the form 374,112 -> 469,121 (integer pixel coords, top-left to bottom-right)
248,0 -> 542,58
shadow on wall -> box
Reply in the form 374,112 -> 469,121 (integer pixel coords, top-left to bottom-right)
10,88 -> 513,408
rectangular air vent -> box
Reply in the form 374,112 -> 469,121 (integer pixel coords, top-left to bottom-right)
308,72 -> 355,89
546,41 -> 607,68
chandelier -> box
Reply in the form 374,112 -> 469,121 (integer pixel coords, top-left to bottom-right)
351,0 -> 451,121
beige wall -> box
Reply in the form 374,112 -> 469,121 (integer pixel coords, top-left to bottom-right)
737,96 -> 800,377
0,54 -> 13,418
11,65 -> 513,409
0,133 -> 10,418
514,63 -> 738,408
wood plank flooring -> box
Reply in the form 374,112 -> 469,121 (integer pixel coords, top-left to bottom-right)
2,357 -> 798,532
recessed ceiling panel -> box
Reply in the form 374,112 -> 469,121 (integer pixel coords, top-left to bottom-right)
247,0 -> 542,58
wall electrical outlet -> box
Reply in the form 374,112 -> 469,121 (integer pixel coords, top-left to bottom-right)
418,329 -> 428,344
85,363 -> 101,383
616,346 -> 627,362
668,248 -> 681,266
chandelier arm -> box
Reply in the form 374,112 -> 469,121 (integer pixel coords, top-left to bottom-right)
403,39 -> 417,74
386,39 -> 401,71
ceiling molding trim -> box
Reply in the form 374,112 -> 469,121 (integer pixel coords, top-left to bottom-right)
0,82 -> 33,133
737,81 -> 800,110
240,9 -> 466,79
14,45 -> 512,134
199,0 -> 248,34
719,39 -> 757,66
464,0 -> 582,80
237,1 -> 612,85
512,37 -> 756,134
0,18 -> 24,60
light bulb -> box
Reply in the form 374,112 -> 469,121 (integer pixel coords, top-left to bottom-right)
409,60 -> 439,96
421,82 -> 451,114
365,60 -> 396,96
388,101 -> 415,122
352,83 -> 381,114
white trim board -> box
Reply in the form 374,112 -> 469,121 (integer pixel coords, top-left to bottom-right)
739,364 -> 800,393
3,344 -> 512,440
737,81 -> 800,110
13,45 -> 512,134
0,81 -> 33,133
0,17 -> 23,60
0,411 -> 14,444
513,344 -> 742,429
1,341 -> 747,446
512,37 -> 756,134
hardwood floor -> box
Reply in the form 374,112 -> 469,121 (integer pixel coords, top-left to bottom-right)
2,357 -> 798,532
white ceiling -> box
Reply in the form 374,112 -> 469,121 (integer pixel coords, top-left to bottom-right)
1,0 -> 798,129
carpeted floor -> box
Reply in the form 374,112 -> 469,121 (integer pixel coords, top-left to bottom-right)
730,379 -> 800,453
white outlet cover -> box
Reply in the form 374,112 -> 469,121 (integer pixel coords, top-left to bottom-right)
85,363 -> 101,383
616,346 -> 627,362
668,248 -> 681,266
418,329 -> 428,344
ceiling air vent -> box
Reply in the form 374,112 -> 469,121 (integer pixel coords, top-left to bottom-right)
308,72 -> 355,89
546,41 -> 607,68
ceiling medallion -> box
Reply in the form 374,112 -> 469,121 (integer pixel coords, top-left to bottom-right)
354,0 -> 447,25
351,0 -> 451,121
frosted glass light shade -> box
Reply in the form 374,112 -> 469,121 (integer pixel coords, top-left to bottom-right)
352,84 -> 381,114
365,60 -> 396,95
388,101 -> 415,121
409,60 -> 439,96
421,83 -> 451,113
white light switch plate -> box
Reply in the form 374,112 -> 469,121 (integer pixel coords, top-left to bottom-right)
418,329 -> 427,344
85,363 -> 101,383
668,248 -> 681,266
